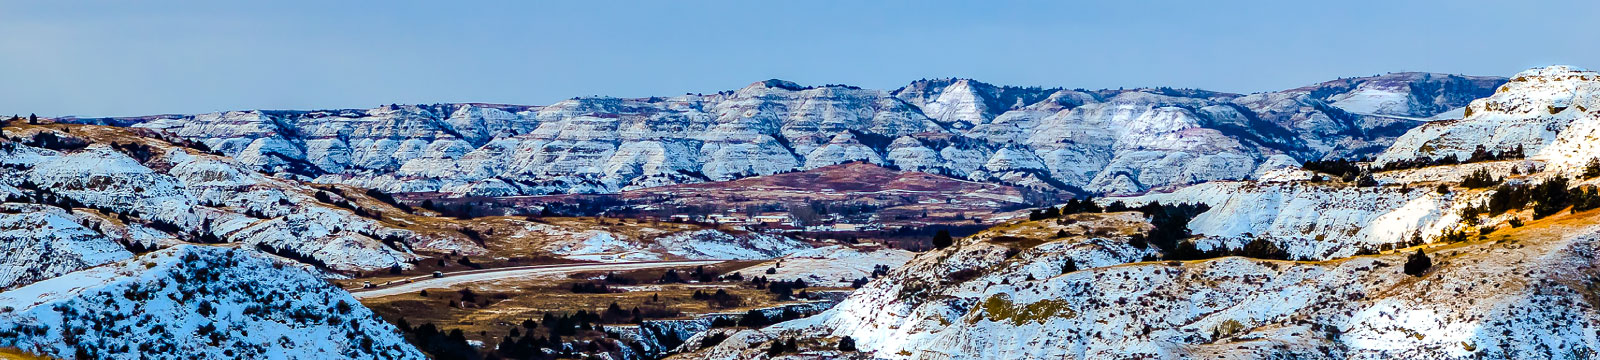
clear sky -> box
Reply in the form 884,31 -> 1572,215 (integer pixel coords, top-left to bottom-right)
3,0 -> 1597,117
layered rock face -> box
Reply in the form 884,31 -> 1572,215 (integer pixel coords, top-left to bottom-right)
73,74 -> 1502,196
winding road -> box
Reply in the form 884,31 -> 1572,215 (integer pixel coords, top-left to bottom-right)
349,260 -> 726,299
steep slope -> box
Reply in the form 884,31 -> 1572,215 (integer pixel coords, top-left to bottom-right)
0,245 -> 423,359
0,207 -> 132,290
67,74 -> 1502,196
891,78 -> 1074,128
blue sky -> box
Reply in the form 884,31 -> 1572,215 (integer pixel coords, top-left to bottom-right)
3,0 -> 1597,117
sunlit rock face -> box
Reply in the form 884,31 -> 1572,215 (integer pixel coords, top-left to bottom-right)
75,74 -> 1502,196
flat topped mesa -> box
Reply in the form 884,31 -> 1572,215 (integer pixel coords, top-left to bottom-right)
1510,64 -> 1596,80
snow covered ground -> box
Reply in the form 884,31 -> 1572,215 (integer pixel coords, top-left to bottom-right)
0,208 -> 131,290
1110,181 -> 1466,259
536,225 -> 816,262
349,259 -> 723,299
654,230 -> 813,260
731,245 -> 915,287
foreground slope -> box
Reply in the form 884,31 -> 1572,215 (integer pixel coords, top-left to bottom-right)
682,205 -> 1600,359
0,245 -> 422,359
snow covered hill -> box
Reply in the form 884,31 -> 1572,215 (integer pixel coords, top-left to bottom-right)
1234,72 -> 1503,160
1377,65 -> 1600,171
674,66 -> 1600,360
0,124 -> 438,273
1108,181 -> 1466,260
68,73 -> 1502,196
13,65 -> 1589,359
0,245 -> 422,359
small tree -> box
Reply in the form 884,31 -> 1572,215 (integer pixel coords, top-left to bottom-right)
1403,249 -> 1431,276
738,310 -> 770,327
931,229 -> 953,249
1128,234 -> 1148,249
1585,158 -> 1600,179
197,301 -> 215,317
766,341 -> 786,356
1532,176 -> 1573,219
838,336 -> 857,352
1355,173 -> 1378,187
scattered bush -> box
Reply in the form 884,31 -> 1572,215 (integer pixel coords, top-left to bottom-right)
21,131 -> 89,151
1460,168 -> 1500,188
699,332 -> 729,350
691,289 -> 743,308
1058,197 -> 1103,215
1403,249 -> 1431,276
1133,202 -> 1210,256
569,282 -> 613,294
1302,158 -> 1366,180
